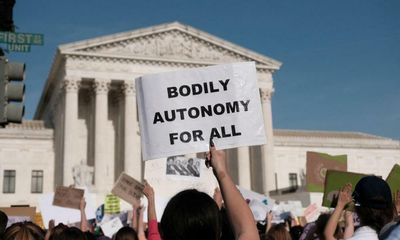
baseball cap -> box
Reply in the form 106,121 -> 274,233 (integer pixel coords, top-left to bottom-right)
352,176 -> 392,209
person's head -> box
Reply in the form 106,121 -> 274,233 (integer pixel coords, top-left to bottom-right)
160,189 -> 221,240
57,227 -> 85,240
314,213 -> 331,240
188,158 -> 193,165
167,157 -> 174,165
48,223 -> 68,240
267,223 -> 292,240
352,175 -> 394,232
0,210 -> 8,235
114,226 -> 138,240
289,225 -> 304,240
3,221 -> 45,240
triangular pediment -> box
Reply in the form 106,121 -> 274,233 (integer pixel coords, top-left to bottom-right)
59,22 -> 281,70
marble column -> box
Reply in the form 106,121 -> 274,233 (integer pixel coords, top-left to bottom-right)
237,146 -> 251,189
62,78 -> 81,186
93,79 -> 113,192
260,88 -> 275,195
122,81 -> 142,181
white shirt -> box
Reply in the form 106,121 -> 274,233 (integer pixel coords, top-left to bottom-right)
347,226 -> 378,240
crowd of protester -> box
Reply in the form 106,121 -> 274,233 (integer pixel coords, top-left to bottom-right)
1,145 -> 400,240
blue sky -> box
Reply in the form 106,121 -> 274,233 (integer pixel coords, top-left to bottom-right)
5,0 -> 400,140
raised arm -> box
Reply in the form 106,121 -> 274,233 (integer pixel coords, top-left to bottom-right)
137,206 -> 146,240
343,210 -> 354,239
143,180 -> 161,240
208,146 -> 259,240
131,198 -> 140,231
80,197 -> 90,232
323,183 -> 352,240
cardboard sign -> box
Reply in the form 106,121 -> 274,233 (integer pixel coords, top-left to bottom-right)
52,186 -> 84,209
136,62 -> 266,160
39,191 -> 97,229
112,172 -> 144,205
100,217 -> 124,238
306,151 -> 347,192
386,164 -> 400,197
0,207 -> 36,227
322,170 -> 367,207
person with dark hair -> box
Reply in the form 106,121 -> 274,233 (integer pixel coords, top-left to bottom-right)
290,225 -> 304,240
57,227 -> 86,240
266,223 -> 292,240
114,226 -> 138,240
46,222 -> 67,240
3,221 -> 45,240
187,158 -> 200,177
160,189 -> 221,240
346,176 -> 393,240
0,210 -> 8,237
159,145 -> 259,240
166,157 -> 176,175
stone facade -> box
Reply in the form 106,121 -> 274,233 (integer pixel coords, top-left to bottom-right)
0,22 -> 399,208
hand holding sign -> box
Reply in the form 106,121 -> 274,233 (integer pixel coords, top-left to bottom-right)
136,62 -> 266,160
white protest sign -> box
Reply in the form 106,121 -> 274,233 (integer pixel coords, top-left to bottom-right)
145,157 -> 218,199
136,62 -> 266,160
238,186 -> 274,221
101,217 -> 124,238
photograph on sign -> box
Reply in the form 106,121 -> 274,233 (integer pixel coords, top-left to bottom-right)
145,157 -> 218,199
112,172 -> 144,205
136,62 -> 266,160
52,186 -> 84,209
166,156 -> 201,177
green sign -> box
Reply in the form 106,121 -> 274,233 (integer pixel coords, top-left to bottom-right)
386,164 -> 400,198
322,170 -> 367,207
7,44 -> 30,52
0,31 -> 44,45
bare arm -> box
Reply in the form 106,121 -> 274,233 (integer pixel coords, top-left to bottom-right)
137,206 -> 146,240
143,180 -> 161,240
213,187 -> 223,210
265,211 -> 273,234
208,146 -> 259,240
343,210 -> 354,239
79,197 -> 90,232
131,199 -> 140,231
324,183 -> 352,240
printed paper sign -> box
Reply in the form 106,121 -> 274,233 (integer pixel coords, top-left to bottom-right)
306,151 -> 347,192
101,217 -> 124,238
112,172 -> 144,205
52,186 -> 84,209
322,170 -> 367,207
386,164 -> 400,198
303,203 -> 320,223
136,62 -> 266,160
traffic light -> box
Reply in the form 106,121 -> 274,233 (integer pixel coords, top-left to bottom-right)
0,56 -> 25,125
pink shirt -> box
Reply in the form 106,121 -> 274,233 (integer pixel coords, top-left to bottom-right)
147,219 -> 161,240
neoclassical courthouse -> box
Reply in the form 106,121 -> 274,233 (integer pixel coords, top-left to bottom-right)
0,22 -> 399,207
